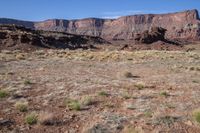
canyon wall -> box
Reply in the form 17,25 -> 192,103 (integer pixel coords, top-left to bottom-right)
0,9 -> 199,40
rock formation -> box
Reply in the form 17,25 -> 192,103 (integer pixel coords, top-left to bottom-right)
134,27 -> 167,44
0,25 -> 108,51
0,9 -> 199,41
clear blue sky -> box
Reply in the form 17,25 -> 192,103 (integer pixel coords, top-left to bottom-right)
0,0 -> 199,21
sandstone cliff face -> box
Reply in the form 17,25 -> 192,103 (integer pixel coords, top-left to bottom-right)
0,9 -> 200,40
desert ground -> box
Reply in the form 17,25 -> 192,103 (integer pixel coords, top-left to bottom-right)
0,44 -> 200,133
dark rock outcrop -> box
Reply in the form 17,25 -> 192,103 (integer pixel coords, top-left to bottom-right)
0,9 -> 199,41
0,25 -> 109,51
135,27 -> 167,44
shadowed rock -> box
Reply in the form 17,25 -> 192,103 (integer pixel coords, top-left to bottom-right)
135,27 -> 167,44
0,24 -> 109,51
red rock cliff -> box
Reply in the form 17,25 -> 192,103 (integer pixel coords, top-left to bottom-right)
0,9 -> 200,40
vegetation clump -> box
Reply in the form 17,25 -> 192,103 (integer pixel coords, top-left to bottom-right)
24,80 -> 32,85
82,96 -> 94,106
124,71 -> 134,78
0,90 -> 8,98
160,91 -> 170,97
98,91 -> 109,96
25,112 -> 38,125
134,83 -> 145,90
65,99 -> 81,111
15,101 -> 28,112
192,109 -> 200,124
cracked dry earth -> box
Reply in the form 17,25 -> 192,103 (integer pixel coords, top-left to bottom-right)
0,48 -> 200,133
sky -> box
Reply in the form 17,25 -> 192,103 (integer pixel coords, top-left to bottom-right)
0,0 -> 199,21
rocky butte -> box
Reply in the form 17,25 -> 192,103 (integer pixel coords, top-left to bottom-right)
0,9 -> 199,41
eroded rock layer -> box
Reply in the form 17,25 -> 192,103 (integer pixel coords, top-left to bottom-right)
0,9 -> 199,40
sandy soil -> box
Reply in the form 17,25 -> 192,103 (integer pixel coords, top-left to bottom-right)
0,46 -> 200,133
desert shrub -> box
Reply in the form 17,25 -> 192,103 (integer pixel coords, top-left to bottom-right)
24,80 -> 32,85
123,125 -> 140,133
124,71 -> 133,78
82,96 -> 94,106
0,90 -> 8,98
65,99 -> 81,111
98,91 -> 109,96
134,83 -> 145,90
144,111 -> 153,118
15,101 -> 28,112
104,103 -> 115,108
160,91 -> 169,97
16,53 -> 25,60
25,112 -> 38,125
122,92 -> 131,99
192,80 -> 199,83
192,109 -> 200,124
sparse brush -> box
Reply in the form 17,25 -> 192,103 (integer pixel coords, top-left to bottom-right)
25,112 -> 38,125
134,83 -> 145,90
124,71 -> 133,78
192,109 -> 200,124
192,80 -> 199,83
0,90 -> 8,98
82,96 -> 94,106
15,101 -> 28,112
122,92 -> 131,99
65,99 -> 81,111
122,125 -> 140,133
144,111 -> 153,118
104,103 -> 115,108
16,53 -> 25,60
160,91 -> 169,97
24,80 -> 32,85
98,91 -> 109,96
38,111 -> 55,125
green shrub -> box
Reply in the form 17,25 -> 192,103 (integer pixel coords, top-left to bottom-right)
65,99 -> 81,111
0,90 -> 8,98
160,91 -> 169,97
98,91 -> 109,96
192,109 -> 200,124
25,113 -> 38,125
24,80 -> 32,85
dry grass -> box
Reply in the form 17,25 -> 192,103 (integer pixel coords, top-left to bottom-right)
38,111 -> 56,125
15,101 -> 28,112
82,96 -> 95,106
134,82 -> 146,90
16,53 -> 25,60
1,47 -> 200,132
122,125 -> 140,133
